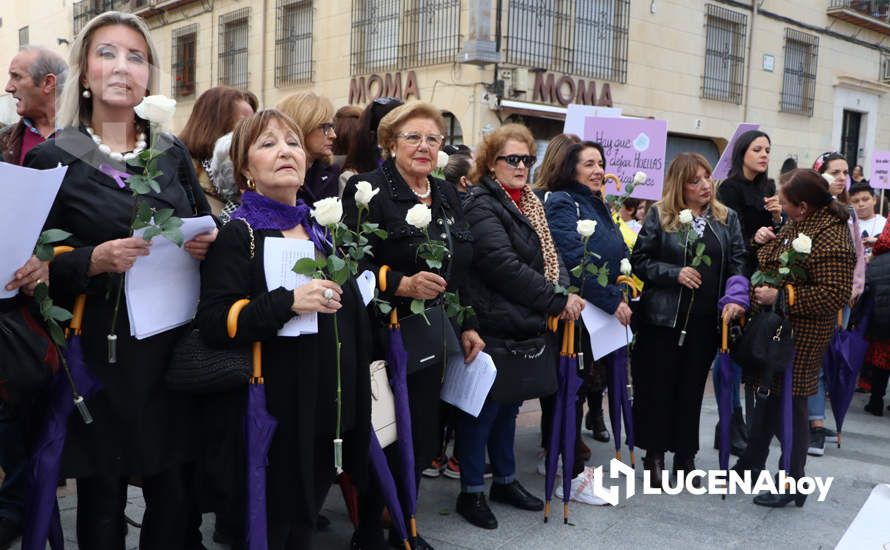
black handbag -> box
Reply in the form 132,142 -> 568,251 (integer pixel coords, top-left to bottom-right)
165,219 -> 254,393
731,289 -> 794,395
399,305 -> 461,375
486,333 -> 558,404
0,305 -> 58,405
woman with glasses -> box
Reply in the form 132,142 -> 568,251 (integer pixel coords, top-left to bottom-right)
342,101 -> 483,550
277,91 -> 340,207
630,153 -> 746,485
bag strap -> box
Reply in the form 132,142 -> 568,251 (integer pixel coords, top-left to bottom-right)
240,218 -> 255,260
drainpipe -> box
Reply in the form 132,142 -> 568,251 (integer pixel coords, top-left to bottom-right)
742,0 -> 758,121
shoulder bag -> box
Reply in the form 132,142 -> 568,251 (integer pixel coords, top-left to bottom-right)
486,333 -> 558,404
166,220 -> 254,393
370,360 -> 397,447
731,288 -> 794,396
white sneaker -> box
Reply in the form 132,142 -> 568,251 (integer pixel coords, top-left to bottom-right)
537,451 -> 562,476
554,467 -> 610,506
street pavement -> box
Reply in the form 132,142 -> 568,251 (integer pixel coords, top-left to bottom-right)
12,382 -> 890,549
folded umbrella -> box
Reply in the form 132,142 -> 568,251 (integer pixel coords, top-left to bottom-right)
560,322 -> 583,525
605,348 -> 635,466
780,285 -> 797,478
716,320 -> 734,472
369,430 -> 411,550
544,319 -> 570,523
22,294 -> 100,550
823,302 -> 873,448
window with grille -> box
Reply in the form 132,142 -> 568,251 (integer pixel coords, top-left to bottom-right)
505,0 -> 630,83
172,25 -> 197,99
18,26 -> 28,48
275,0 -> 313,86
780,29 -> 819,116
72,0 -> 130,35
350,0 -> 461,74
218,8 -> 250,89
701,4 -> 747,104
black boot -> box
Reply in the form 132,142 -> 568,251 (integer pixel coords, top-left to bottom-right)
643,452 -> 665,488
672,454 -> 701,488
729,408 -> 748,456
585,408 -> 610,443
456,492 -> 497,529
753,492 -> 807,508
866,368 -> 889,416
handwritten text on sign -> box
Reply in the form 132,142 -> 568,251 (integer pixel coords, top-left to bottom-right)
871,150 -> 890,190
583,117 -> 667,201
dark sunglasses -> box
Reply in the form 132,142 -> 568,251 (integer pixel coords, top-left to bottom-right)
496,154 -> 536,168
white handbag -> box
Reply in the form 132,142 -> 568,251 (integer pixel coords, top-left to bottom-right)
370,360 -> 398,447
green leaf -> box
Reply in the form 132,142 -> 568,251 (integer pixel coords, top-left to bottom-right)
570,265 -> 582,277
126,155 -> 146,168
161,227 -> 184,247
373,228 -> 388,239
331,268 -> 349,285
39,229 -> 72,245
410,298 -> 426,315
148,179 -> 161,194
696,242 -> 706,257
142,226 -> 162,241
161,216 -> 183,230
566,285 -> 579,294
48,305 -> 72,322
553,284 -> 569,296
779,251 -> 790,265
374,299 -> 392,315
426,259 -> 442,270
586,263 -> 599,275
33,283 -> 49,302
34,245 -> 54,262
691,257 -> 701,267
48,321 -> 66,348
328,254 -> 346,273
293,257 -> 319,275
701,255 -> 712,267
154,208 -> 174,226
597,270 -> 609,287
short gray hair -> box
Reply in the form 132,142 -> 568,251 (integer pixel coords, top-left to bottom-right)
18,45 -> 68,92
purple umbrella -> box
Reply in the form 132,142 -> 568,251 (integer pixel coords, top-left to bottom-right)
780,356 -> 794,476
385,313 -> 418,540
22,295 -> 100,550
543,346 -> 566,523
823,303 -> 872,448
369,430 -> 411,550
606,348 -> 635,466
560,325 -> 583,524
716,321 -> 734,472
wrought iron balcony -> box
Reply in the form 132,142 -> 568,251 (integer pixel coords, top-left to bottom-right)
827,1 -> 890,35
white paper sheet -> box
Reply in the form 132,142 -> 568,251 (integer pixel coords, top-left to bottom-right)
0,162 -> 67,299
262,237 -> 318,337
836,484 -> 890,549
357,270 -> 376,306
126,215 -> 216,339
580,300 -> 633,360
440,351 -> 498,418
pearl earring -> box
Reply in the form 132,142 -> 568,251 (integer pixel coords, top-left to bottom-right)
82,89 -> 91,99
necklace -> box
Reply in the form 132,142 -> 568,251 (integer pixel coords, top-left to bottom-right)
411,179 -> 432,200
86,127 -> 147,163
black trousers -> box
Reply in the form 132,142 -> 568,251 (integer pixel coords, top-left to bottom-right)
76,466 -> 198,550
631,317 -> 718,457
741,393 -> 809,478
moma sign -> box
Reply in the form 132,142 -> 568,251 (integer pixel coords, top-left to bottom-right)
349,71 -> 420,104
532,73 -> 613,107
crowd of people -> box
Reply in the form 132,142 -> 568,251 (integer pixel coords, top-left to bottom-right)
1,9 -> 889,550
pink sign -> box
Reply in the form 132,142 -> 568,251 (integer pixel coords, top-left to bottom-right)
583,117 -> 667,201
870,150 -> 890,190
712,123 -> 760,181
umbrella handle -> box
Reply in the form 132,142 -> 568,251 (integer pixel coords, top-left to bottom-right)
226,298 -> 250,339
721,319 -> 729,354
837,309 -> 843,328
785,284 -> 795,307
616,275 -> 641,298
53,245 -> 74,257
52,246 -> 85,337
547,315 -> 559,333
604,173 -> 621,192
378,265 -> 399,327
225,299 -> 264,382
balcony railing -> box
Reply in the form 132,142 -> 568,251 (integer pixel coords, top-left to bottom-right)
72,0 -> 133,35
827,1 -> 890,34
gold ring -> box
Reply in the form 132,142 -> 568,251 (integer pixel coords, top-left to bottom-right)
35,278 -> 42,285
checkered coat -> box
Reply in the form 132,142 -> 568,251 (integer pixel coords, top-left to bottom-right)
754,206 -> 856,396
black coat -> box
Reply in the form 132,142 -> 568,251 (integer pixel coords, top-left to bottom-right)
25,126 -> 212,477
299,159 -> 341,208
196,220 -> 371,525
463,175 -> 567,340
631,205 -> 746,328
716,174 -> 780,276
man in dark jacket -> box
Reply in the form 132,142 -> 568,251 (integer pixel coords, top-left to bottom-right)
0,44 -> 66,549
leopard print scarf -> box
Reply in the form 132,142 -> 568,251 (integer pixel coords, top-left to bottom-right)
518,185 -> 561,285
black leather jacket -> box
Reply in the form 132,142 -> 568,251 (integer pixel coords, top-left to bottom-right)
631,205 -> 747,328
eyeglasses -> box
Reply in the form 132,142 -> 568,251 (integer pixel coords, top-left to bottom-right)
319,122 -> 335,136
496,154 -> 536,168
397,132 -> 444,148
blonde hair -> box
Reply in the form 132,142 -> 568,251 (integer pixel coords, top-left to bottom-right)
470,123 -> 536,183
376,101 -> 445,158
276,91 -> 335,162
57,11 -> 159,129
657,153 -> 729,231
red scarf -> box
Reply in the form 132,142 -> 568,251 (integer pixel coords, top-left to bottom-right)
500,184 -> 523,211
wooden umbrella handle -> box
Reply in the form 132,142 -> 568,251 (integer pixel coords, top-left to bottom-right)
226,298 -> 250,339
52,246 -> 85,336
604,173 -> 621,191
378,265 -> 399,327
785,284 -> 796,307
616,275 -> 641,298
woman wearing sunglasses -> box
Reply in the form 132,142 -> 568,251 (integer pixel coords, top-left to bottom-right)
277,91 -> 341,207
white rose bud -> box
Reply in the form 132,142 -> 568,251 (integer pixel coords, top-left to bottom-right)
821,173 -> 836,187
311,197 -> 343,227
792,233 -> 812,254
354,180 -> 380,208
576,219 -> 597,238
678,209 -> 694,225
437,150 -> 449,169
633,171 -> 647,185
620,258 -> 632,276
405,203 -> 432,229
134,95 -> 177,127
778,267 -> 790,275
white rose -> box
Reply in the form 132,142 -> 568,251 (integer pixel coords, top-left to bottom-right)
437,150 -> 449,169
633,171 -> 647,185
678,209 -> 694,225
792,233 -> 812,254
354,180 -> 380,208
311,197 -> 343,227
134,95 -> 177,127
405,203 -> 432,229
821,173 -> 836,187
620,258 -> 632,276
576,219 -> 597,238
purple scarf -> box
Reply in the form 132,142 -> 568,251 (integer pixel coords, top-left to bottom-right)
230,190 -> 328,252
